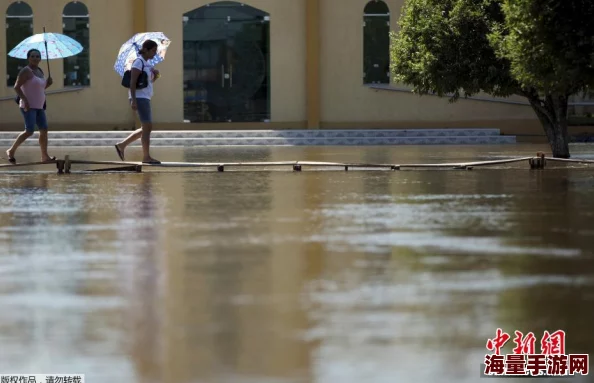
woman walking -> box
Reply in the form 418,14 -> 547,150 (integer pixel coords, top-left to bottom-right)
114,39 -> 161,164
5,48 -> 55,164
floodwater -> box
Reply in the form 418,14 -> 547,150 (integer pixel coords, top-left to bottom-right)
1,143 -> 594,383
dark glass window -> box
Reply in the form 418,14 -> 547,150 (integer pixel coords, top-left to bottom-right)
6,1 -> 33,87
63,1 -> 90,86
363,0 -> 390,84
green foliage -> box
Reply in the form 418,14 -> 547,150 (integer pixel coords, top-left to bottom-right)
391,0 -> 594,100
491,0 -> 594,96
391,0 -> 518,101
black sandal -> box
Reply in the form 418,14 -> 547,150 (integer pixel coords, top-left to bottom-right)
114,145 -> 125,161
5,150 -> 15,164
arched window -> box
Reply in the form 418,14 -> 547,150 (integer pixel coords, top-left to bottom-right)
363,0 -> 390,84
6,1 -> 33,87
62,1 -> 89,86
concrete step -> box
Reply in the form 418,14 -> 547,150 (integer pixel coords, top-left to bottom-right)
0,128 -> 505,140
0,136 -> 516,147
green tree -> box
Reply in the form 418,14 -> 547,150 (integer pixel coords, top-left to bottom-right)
390,0 -> 594,158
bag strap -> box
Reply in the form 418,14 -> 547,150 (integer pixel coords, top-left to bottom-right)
134,58 -> 145,72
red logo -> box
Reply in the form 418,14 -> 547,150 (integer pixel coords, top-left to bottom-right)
484,329 -> 588,377
486,328 -> 510,355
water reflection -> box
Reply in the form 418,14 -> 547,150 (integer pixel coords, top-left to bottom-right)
0,145 -> 593,383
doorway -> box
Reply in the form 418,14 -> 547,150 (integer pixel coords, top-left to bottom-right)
183,2 -> 270,123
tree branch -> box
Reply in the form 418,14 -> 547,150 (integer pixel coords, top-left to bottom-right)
518,87 -> 554,123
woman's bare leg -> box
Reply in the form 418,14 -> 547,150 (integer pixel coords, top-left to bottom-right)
38,130 -> 53,161
115,128 -> 142,159
6,131 -> 33,159
141,122 -> 158,162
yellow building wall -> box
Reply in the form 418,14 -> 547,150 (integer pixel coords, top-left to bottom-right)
319,0 -> 538,128
0,0 -> 545,132
0,0 -> 135,128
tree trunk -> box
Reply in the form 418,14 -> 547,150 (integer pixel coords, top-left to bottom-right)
526,93 -> 571,158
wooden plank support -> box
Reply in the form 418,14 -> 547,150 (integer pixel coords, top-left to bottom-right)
528,152 -> 546,169
56,160 -> 65,174
64,155 -> 71,174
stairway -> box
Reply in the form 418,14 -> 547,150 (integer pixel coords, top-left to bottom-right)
0,129 -> 515,147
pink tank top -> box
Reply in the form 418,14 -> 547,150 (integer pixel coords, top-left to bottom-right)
19,67 -> 46,110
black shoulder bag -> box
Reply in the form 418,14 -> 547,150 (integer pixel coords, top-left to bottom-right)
121,59 -> 149,89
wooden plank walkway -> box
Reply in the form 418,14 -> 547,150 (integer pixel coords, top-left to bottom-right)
0,153 -> 591,173
0,158 -> 57,168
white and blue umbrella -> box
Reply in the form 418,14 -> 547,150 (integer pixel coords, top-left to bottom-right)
114,32 -> 171,77
8,31 -> 83,59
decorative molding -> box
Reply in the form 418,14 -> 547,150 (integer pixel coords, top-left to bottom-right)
0,86 -> 85,102
368,84 -> 594,107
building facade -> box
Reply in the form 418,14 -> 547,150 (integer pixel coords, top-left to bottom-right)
0,0 -> 546,133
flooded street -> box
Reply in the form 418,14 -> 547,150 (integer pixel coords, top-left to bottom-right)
1,143 -> 594,383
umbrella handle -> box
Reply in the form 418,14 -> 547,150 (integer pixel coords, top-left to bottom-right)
43,27 -> 51,78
